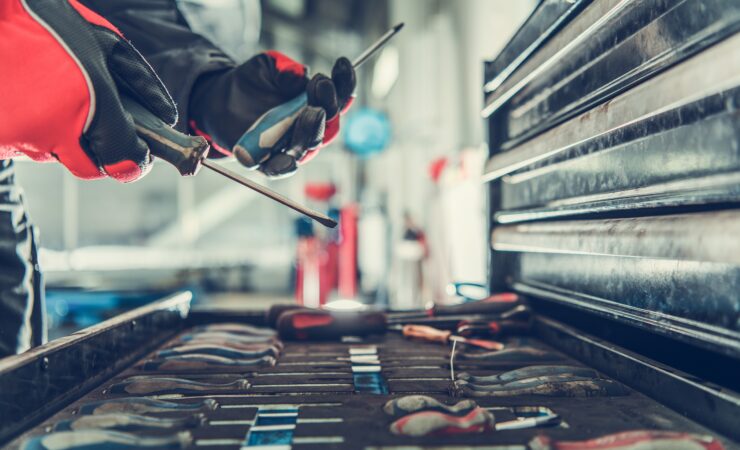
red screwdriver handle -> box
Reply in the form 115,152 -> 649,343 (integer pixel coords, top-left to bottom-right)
277,309 -> 387,341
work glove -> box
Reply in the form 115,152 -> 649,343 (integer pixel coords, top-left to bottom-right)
0,0 -> 177,182
189,51 -> 357,178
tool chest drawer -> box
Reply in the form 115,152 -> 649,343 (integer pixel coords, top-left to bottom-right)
483,0 -> 740,445
1,294 -> 736,449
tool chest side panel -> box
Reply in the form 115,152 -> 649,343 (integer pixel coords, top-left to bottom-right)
0,292 -> 191,445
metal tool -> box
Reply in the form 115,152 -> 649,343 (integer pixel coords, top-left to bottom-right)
52,413 -> 205,432
123,95 -> 337,228
382,395 -> 477,419
190,323 -> 276,336
155,343 -> 280,359
104,377 -> 250,396
402,324 -> 505,350
459,377 -> 629,397
234,22 -> 405,173
529,430 -> 725,450
457,365 -> 600,384
456,318 -> 531,338
74,398 -> 218,416
20,430 -> 192,450
495,412 -> 561,431
265,293 -> 521,328
175,331 -> 277,345
459,346 -> 561,362
140,353 -> 276,372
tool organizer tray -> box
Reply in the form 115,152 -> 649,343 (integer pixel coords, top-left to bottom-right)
1,293 -> 737,449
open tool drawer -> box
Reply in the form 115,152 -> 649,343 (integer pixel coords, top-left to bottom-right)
0,292 -> 737,449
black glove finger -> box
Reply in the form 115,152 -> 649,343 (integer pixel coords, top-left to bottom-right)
253,52 -> 309,99
331,57 -> 356,107
306,74 -> 340,118
100,30 -> 178,126
259,106 -> 326,178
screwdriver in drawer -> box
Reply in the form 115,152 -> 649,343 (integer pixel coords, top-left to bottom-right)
266,292 -> 522,327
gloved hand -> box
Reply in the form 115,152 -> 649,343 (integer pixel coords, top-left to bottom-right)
188,51 -> 356,178
0,0 -> 177,182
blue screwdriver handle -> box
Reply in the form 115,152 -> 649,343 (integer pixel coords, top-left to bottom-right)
234,93 -> 308,168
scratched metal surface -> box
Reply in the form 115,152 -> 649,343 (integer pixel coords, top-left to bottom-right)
482,0 -> 740,441
483,0 -> 740,149
483,0 -> 591,96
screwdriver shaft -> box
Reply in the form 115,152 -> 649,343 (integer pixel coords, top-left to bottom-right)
201,159 -> 337,228
352,23 -> 404,68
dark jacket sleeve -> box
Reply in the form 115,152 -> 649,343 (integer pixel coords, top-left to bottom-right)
80,0 -> 236,132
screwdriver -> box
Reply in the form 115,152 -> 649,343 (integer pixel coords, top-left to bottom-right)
123,95 -> 337,228
276,309 -> 386,341
401,324 -> 504,351
265,292 -> 522,327
455,318 -> 531,338
235,23 -> 405,175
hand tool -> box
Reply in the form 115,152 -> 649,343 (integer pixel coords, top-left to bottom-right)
494,411 -> 561,431
459,373 -> 604,391
20,430 -> 192,450
175,331 -> 278,345
52,413 -> 205,432
74,398 -> 218,416
155,343 -> 280,359
382,395 -> 478,419
528,430 -> 725,450
460,346 -> 562,362
457,365 -> 600,384
105,377 -> 250,396
123,95 -> 337,228
456,318 -> 531,338
190,323 -> 276,336
265,293 -> 522,328
402,324 -> 505,350
389,407 -> 495,437
459,377 -> 629,397
140,353 -> 276,372
163,338 -> 281,352
391,293 -> 522,321
234,23 -> 404,173
276,309 -> 386,340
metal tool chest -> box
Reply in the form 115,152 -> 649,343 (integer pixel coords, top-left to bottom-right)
483,0 -> 740,444
1,0 -> 739,449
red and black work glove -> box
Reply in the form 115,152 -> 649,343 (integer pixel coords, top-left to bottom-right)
0,0 -> 177,182
189,51 -> 356,178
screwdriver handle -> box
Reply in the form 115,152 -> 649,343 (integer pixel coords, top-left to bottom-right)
122,95 -> 210,176
277,309 -> 386,341
402,324 -> 452,345
266,303 -> 310,328
432,292 -> 521,316
233,93 -> 308,169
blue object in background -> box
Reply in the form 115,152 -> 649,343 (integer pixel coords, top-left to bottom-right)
45,288 -> 195,339
343,108 -> 391,158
